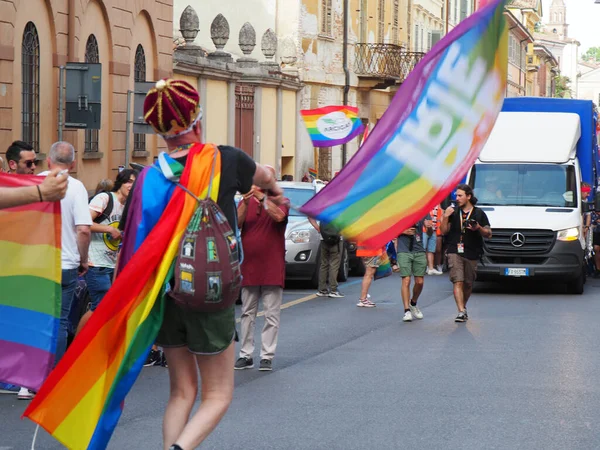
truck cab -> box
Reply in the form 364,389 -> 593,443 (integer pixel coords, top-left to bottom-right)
467,98 -> 598,294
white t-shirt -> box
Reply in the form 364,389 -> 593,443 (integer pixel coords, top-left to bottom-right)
88,192 -> 125,268
39,171 -> 93,270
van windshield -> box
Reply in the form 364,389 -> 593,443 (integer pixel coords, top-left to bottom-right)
283,187 -> 315,216
471,164 -> 577,208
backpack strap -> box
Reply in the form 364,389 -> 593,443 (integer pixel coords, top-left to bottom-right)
93,192 -> 114,224
153,145 -> 219,204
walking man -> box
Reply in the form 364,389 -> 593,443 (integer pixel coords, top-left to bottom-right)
397,215 -> 431,322
309,219 -> 344,298
235,174 -> 289,371
440,184 -> 492,323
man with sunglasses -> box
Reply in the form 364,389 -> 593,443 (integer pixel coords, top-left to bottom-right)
6,140 -> 37,174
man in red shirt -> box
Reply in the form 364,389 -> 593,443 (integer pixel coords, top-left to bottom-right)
235,170 -> 289,371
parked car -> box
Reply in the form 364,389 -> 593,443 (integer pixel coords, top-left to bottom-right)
280,181 -> 349,288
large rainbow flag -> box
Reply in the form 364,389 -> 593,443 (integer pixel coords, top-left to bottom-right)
301,105 -> 364,147
24,144 -> 221,450
300,0 -> 508,248
0,173 -> 61,391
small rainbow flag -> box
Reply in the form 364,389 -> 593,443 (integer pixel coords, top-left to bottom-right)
24,144 -> 221,450
300,0 -> 508,248
0,173 -> 61,391
301,106 -> 364,147
308,167 -> 318,179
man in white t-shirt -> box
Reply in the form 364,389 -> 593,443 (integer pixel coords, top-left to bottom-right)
20,142 -> 92,401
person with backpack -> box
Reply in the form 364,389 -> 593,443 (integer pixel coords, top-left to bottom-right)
308,218 -> 344,298
84,169 -> 137,313
117,79 -> 284,450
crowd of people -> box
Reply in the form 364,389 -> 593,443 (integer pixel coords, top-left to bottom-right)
15,78 -> 600,450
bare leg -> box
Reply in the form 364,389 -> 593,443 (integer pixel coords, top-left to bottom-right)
401,276 -> 412,310
594,245 -> 600,271
453,281 -> 465,312
412,277 -> 424,303
172,343 -> 235,450
360,266 -> 376,300
162,347 -> 199,450
463,283 -> 473,308
426,252 -> 434,271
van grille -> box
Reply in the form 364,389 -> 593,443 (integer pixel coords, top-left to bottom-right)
484,229 -> 556,254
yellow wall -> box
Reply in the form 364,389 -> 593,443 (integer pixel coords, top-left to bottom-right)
205,79 -> 228,144
260,87 -> 278,167
282,90 -> 296,158
175,73 -> 198,89
370,90 -> 391,122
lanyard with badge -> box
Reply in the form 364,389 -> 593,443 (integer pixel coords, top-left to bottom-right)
458,209 -> 473,254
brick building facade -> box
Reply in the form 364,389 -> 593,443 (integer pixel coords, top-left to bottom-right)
0,0 -> 173,190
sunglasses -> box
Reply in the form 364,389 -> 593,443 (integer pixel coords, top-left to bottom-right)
24,160 -> 38,168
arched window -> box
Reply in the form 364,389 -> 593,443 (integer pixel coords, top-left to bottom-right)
85,35 -> 99,152
22,22 -> 40,152
134,44 -> 147,152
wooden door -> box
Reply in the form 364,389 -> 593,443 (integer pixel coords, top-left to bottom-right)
235,85 -> 255,157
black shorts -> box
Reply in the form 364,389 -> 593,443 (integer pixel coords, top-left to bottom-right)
594,231 -> 600,247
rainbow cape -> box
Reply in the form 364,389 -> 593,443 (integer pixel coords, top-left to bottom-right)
300,0 -> 508,248
0,173 -> 61,391
301,105 -> 364,147
24,144 -> 221,450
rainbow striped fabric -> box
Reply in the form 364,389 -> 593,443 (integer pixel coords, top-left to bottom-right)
301,106 -> 364,147
0,173 -> 61,391
300,0 -> 508,249
24,144 -> 221,450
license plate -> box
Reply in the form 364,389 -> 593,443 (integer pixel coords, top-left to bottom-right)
505,268 -> 529,277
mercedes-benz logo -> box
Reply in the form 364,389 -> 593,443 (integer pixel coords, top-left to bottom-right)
510,232 -> 526,248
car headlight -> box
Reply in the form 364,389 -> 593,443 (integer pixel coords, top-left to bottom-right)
288,230 -> 311,244
557,227 -> 579,242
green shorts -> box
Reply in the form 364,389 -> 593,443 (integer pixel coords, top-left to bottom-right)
397,252 -> 427,277
156,297 -> 236,355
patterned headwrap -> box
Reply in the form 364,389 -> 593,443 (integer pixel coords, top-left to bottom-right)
143,79 -> 203,139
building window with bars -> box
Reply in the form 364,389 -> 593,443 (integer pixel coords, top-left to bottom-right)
133,44 -> 146,153
392,0 -> 400,45
378,0 -> 385,43
321,0 -> 333,36
84,35 -> 100,152
22,22 -> 40,152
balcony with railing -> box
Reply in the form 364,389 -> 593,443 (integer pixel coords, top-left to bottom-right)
354,44 -> 425,83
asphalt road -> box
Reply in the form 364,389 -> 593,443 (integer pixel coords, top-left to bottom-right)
3,273 -> 600,450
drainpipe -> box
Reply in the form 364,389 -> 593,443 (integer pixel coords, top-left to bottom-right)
342,0 -> 350,167
68,0 -> 76,60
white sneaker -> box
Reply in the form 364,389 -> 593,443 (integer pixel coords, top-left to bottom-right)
430,269 -> 443,276
410,304 -> 424,319
17,387 -> 34,400
436,265 -> 444,272
403,311 -> 413,322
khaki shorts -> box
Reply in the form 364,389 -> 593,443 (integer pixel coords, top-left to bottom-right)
362,256 -> 381,268
397,252 -> 427,277
157,297 -> 236,355
448,253 -> 478,284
